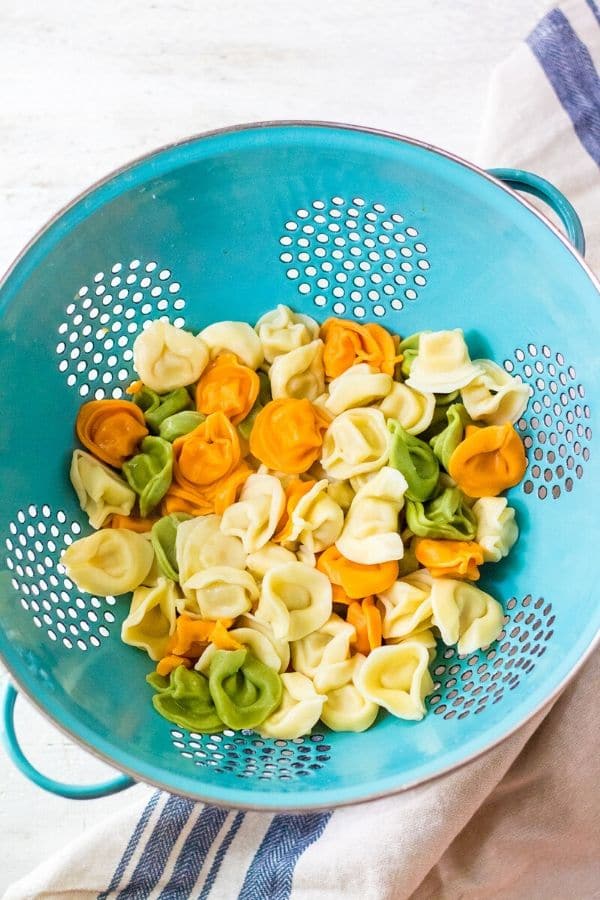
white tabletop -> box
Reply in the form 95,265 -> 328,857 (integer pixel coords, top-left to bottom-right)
0,0 -> 551,891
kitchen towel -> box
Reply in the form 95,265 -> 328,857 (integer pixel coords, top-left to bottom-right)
4,1 -> 599,897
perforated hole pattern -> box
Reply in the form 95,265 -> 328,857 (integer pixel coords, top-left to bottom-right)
279,197 -> 429,319
505,345 -> 591,499
170,728 -> 331,782
4,506 -> 116,651
56,260 -> 187,398
429,594 -> 555,719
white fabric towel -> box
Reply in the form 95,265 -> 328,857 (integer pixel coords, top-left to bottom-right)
4,1 -> 600,897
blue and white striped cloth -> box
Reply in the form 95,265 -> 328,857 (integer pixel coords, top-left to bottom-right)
6,3 -> 600,898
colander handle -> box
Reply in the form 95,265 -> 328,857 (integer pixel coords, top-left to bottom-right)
1,683 -> 135,799
488,168 -> 585,255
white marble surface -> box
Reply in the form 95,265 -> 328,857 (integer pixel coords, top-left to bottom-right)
0,0 -> 551,892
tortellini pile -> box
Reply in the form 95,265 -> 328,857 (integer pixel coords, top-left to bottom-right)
63,308 -> 530,738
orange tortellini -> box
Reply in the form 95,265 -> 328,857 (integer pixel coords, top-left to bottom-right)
196,352 -> 259,424
448,423 -> 527,498
249,398 -> 329,474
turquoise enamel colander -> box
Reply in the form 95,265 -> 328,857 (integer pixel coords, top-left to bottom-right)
1,122 -> 598,810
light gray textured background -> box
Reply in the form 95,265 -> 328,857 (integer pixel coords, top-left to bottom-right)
0,0 -> 551,890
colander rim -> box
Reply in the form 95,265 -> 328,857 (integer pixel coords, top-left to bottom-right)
1,120 -> 599,810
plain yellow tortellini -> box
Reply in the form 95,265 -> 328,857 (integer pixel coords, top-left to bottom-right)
379,382 -> 435,435
269,340 -> 325,401
355,641 -> 434,721
282,479 -> 344,562
320,656 -> 379,732
258,672 -> 326,740
336,466 -> 408,564
176,515 -> 246,590
199,320 -> 264,369
237,613 -> 291,672
255,304 -> 320,363
245,542 -> 297,579
461,359 -> 531,425
324,363 -> 392,416
133,320 -> 209,392
429,578 -> 504,654
255,561 -> 332,641
183,566 -> 259,619
378,570 -> 433,640
220,474 -> 286,553
325,479 -> 355,511
121,577 -> 185,660
291,614 -> 357,693
62,528 -> 155,596
70,449 -> 136,529
386,628 -> 438,664
406,330 -> 482,394
321,407 -> 390,480
472,497 -> 519,562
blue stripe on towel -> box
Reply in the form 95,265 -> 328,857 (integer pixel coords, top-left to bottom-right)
237,812 -> 332,900
585,0 -> 600,26
156,805 -> 228,899
116,795 -> 196,900
198,811 -> 246,900
98,791 -> 161,900
527,8 -> 600,166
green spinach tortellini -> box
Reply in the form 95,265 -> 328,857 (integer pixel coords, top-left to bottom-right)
159,411 -> 205,443
147,666 -> 224,733
208,648 -> 283,729
134,385 -> 193,432
388,420 -> 439,502
398,332 -> 420,378
429,402 -> 471,470
406,485 -> 477,540
123,436 -> 173,517
151,513 -> 192,580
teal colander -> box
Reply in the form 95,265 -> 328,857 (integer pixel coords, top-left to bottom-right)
0,122 -> 598,810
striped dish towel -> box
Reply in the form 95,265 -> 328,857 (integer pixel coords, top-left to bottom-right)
5,2 -> 600,898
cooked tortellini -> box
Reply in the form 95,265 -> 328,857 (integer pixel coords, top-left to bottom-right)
325,363 -> 392,416
429,578 -> 504,654
269,340 -> 325,402
69,304 -> 524,739
258,672 -> 326,740
462,360 -> 530,425
355,642 -> 434,720
183,566 -> 259,619
379,382 -> 435,435
245,542 -> 297,579
176,515 -> 246,589
378,571 -> 433,640
321,407 -> 390,480
255,304 -> 319,363
237,613 -> 291,672
121,578 -> 185,660
282,479 -> 344,561
472,497 -> 519,562
291,614 -> 356,693
70,449 -> 135,528
133,321 -> 209,393
255,561 -> 332,641
199,320 -> 264,369
220,474 -> 285,553
62,528 -> 155,595
406,330 -> 482,394
336,466 -> 407,564
320,656 -> 379,732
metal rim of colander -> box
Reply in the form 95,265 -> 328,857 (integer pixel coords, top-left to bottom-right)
0,120 -> 599,811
